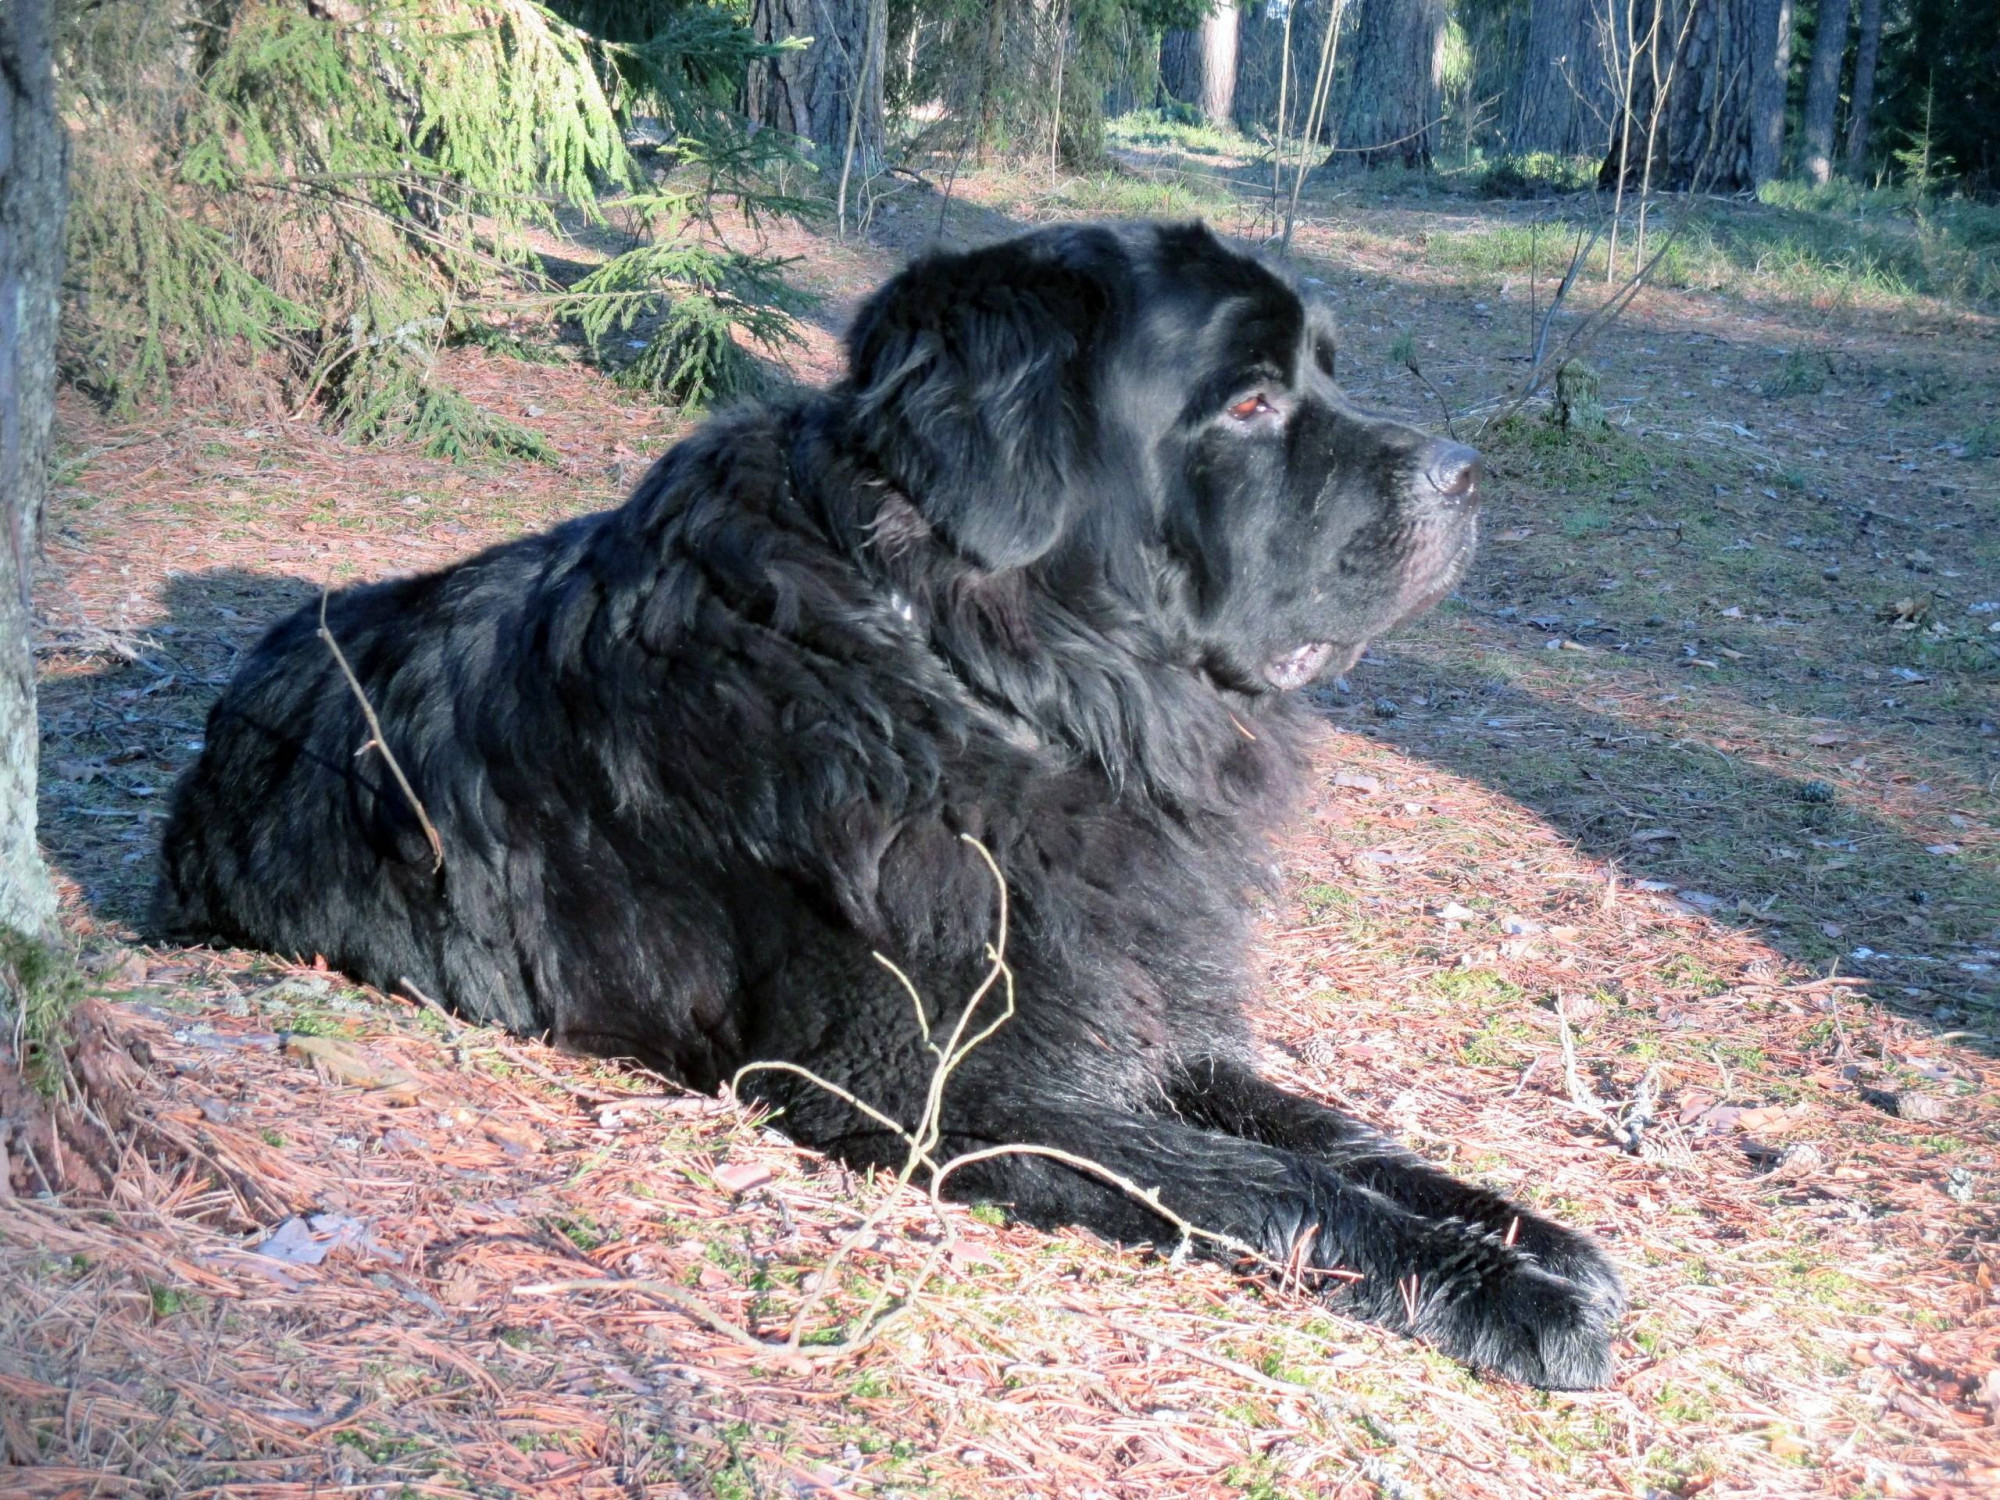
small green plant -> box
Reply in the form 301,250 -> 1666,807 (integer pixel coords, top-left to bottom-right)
149,1283 -> 202,1319
1,932 -> 87,1096
1429,969 -> 1524,1008
545,1212 -> 611,1252
1767,350 -> 1830,396
1892,87 -> 1954,205
1298,881 -> 1352,920
1656,954 -> 1727,996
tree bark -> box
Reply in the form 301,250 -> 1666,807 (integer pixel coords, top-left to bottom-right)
1797,0 -> 1850,184
1748,0 -> 1794,185
1197,3 -> 1240,124
1600,0 -> 1761,192
0,0 -> 67,950
1842,0 -> 1881,172
745,0 -> 885,157
1337,0 -> 1447,167
1510,0 -> 1619,156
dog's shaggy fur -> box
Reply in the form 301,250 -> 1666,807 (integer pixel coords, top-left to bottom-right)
158,222 -> 1624,1387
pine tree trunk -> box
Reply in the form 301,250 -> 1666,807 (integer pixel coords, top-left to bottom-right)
1511,0 -> 1619,156
1842,0 -> 1881,172
745,0 -> 885,156
1197,3 -> 1240,124
1338,0 -> 1447,167
1798,0 -> 1850,184
1601,0 -> 1761,193
0,0 -> 66,955
1748,0 -> 1794,185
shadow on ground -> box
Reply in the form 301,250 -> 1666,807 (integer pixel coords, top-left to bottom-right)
38,568 -> 320,930
1329,636 -> 2000,1045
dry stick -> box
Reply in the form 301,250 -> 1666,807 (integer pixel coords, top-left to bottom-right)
397,977 -> 467,1038
835,0 -> 882,240
1556,995 -> 1660,1155
1404,358 -> 1460,440
1047,0 -> 1070,184
1271,0 -> 1297,208
1532,219 -> 1606,371
1606,0 -> 1641,281
1281,0 -> 1349,253
1316,110 -> 1452,158
318,591 -> 443,872
513,1275 -> 779,1354
1528,216 -> 1537,363
1634,0 -> 1700,268
932,125 -> 974,241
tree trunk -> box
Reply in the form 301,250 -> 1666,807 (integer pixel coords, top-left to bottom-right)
1510,0 -> 1619,156
1161,3 -> 1243,125
1601,0 -> 1761,193
1797,0 -> 1850,184
1337,0 -> 1447,167
1748,0 -> 1794,185
0,0 -> 67,953
1197,3 -> 1240,124
1236,1 -> 1343,138
1842,0 -> 1881,172
745,0 -> 885,157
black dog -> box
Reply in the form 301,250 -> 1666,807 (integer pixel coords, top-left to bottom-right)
158,222 -> 1623,1387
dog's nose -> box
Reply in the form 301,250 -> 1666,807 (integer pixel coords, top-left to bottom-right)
1421,441 -> 1482,504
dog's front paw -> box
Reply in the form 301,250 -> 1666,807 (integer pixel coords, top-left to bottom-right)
1425,1259 -> 1623,1390
1506,1216 -> 1627,1318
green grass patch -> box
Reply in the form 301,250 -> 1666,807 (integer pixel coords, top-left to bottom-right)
1478,152 -> 1599,199
1026,168 -> 1236,222
1105,108 -> 1258,161
1429,968 -> 1524,1008
1416,188 -> 2000,309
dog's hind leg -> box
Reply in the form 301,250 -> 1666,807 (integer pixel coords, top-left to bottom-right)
927,1094 -> 1620,1390
1163,1055 -> 1625,1313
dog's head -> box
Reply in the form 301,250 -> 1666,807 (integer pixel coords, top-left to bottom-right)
842,221 -> 1480,695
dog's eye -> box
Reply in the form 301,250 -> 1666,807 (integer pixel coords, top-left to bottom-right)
1227,394 -> 1275,421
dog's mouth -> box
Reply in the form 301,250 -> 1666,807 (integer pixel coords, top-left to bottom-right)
1263,642 -> 1361,691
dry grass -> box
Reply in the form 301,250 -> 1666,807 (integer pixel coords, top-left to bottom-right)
8,156 -> 2000,1497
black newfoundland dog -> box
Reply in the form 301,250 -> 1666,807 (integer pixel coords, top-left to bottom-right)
158,221 -> 1623,1387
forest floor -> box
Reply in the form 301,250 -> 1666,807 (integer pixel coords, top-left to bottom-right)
7,128 -> 2000,1498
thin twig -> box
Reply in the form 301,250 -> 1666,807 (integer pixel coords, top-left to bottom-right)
318,591 -> 443,872
1404,358 -> 1459,439
1481,216 -> 1685,434
1533,220 -> 1605,372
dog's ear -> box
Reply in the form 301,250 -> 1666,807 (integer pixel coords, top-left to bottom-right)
844,231 -> 1120,572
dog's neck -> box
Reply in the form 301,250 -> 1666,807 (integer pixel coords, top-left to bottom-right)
782,404 -> 1303,825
